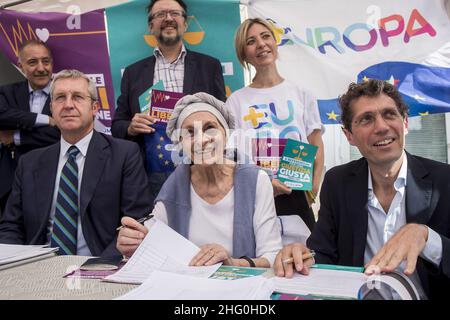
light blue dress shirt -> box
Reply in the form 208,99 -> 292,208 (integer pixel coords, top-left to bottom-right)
13,82 -> 51,145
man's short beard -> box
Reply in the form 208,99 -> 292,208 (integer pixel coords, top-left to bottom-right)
158,33 -> 182,46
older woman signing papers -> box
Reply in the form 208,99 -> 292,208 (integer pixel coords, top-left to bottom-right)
116,93 -> 282,268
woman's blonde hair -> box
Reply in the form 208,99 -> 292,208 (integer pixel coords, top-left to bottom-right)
234,18 -> 277,69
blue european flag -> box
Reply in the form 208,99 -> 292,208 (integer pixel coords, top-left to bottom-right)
358,62 -> 450,117
144,128 -> 175,173
317,61 -> 450,125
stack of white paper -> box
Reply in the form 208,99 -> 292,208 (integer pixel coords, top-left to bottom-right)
0,244 -> 57,270
117,270 -> 274,300
104,219 -> 222,284
274,268 -> 367,299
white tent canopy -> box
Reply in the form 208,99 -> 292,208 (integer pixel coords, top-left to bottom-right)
0,0 -> 130,12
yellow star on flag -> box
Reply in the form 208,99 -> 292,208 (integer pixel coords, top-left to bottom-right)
326,110 -> 339,121
156,144 -> 161,150
160,136 -> 164,141
164,160 -> 169,165
362,76 -> 369,82
419,111 -> 429,116
158,153 -> 163,159
414,94 -> 426,101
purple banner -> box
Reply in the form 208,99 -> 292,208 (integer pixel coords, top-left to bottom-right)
0,9 -> 114,133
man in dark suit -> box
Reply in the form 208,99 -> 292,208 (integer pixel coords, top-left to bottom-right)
112,0 -> 226,203
0,69 -> 152,257
274,80 -> 450,299
0,40 -> 60,214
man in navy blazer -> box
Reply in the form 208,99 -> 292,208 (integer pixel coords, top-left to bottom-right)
112,0 -> 226,203
0,40 -> 60,214
274,80 -> 450,299
0,69 -> 152,257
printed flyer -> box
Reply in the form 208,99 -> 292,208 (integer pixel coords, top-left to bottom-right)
277,139 -> 318,190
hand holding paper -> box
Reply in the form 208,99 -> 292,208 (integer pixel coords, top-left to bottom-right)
106,219 -> 221,284
117,216 -> 149,258
190,244 -> 233,266
272,178 -> 292,197
127,113 -> 156,136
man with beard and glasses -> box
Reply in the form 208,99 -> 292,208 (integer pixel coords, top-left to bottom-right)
0,40 -> 60,215
112,0 -> 226,205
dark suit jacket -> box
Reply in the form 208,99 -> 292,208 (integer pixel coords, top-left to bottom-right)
111,49 -> 226,148
307,152 -> 450,299
0,145 -> 15,201
0,131 -> 153,257
0,80 -> 60,198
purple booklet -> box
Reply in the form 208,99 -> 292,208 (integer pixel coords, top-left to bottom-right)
64,261 -> 126,279
251,138 -> 287,177
150,89 -> 184,127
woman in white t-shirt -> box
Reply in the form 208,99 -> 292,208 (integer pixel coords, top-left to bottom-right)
225,18 -> 325,231
116,93 -> 282,268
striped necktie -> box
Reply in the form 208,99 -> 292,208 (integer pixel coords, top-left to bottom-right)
50,146 -> 80,255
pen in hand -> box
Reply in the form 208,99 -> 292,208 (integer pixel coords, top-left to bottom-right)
116,214 -> 154,231
282,250 -> 315,264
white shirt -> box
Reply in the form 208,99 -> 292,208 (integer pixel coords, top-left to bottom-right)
147,170 -> 283,266
364,154 -> 443,297
47,131 -> 94,256
225,80 -> 324,163
13,81 -> 51,146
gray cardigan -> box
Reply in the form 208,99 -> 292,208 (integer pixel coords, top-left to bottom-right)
155,164 -> 260,258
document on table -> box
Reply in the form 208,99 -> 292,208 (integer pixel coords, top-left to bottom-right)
117,270 -> 274,300
273,268 -> 367,299
104,219 -> 221,284
0,244 -> 57,270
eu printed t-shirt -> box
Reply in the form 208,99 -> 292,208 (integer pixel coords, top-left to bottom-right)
225,80 -> 323,163
225,80 -> 323,229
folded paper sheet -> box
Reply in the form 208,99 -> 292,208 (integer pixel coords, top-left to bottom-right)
274,268 -> 367,299
104,219 -> 221,284
0,244 -> 57,270
117,270 -> 274,300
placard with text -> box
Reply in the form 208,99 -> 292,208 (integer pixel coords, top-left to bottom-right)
277,139 -> 318,190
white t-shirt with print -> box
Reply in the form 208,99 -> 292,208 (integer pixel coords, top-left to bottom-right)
225,80 -> 323,162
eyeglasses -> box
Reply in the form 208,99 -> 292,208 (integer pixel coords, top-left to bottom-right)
353,108 -> 403,128
52,93 -> 94,105
150,10 -> 186,21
